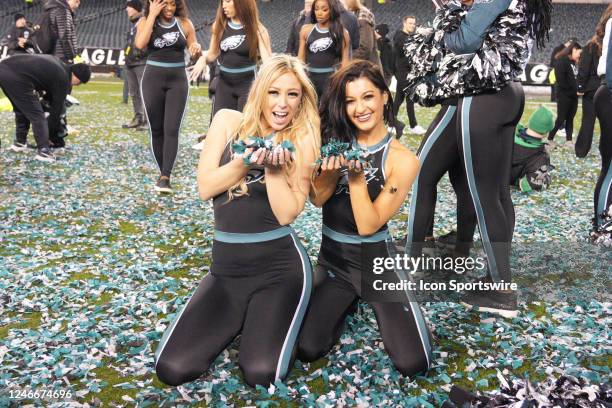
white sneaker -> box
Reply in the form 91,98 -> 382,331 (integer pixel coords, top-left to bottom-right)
10,142 -> 28,152
564,140 -> 574,148
35,148 -> 56,163
192,141 -> 205,150
558,129 -> 567,138
409,125 -> 426,135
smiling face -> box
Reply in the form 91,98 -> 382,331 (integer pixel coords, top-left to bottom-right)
314,0 -> 331,25
403,17 -> 416,34
344,77 -> 388,135
222,0 -> 236,19
261,72 -> 303,132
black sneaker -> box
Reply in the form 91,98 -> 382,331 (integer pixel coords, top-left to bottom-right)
154,177 -> 173,194
461,289 -> 518,318
10,142 -> 28,152
35,148 -> 56,163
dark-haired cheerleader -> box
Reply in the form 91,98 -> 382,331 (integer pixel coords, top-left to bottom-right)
298,0 -> 349,99
135,0 -> 201,193
297,60 -> 432,377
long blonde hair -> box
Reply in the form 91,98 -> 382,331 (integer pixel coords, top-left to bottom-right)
229,54 -> 321,198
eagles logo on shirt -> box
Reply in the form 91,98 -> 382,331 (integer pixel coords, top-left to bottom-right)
245,167 -> 265,185
335,166 -> 379,195
154,31 -> 180,48
221,35 -> 246,52
309,37 -> 333,53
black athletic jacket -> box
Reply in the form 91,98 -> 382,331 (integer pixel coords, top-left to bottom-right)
125,14 -> 145,67
554,56 -> 578,97
45,0 -> 77,63
6,26 -> 35,55
577,42 -> 600,94
1,54 -> 70,139
393,30 -> 411,76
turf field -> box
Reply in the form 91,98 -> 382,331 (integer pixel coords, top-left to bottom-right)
0,79 -> 610,407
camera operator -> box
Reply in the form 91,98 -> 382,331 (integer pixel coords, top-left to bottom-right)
0,54 -> 90,162
6,14 -> 35,55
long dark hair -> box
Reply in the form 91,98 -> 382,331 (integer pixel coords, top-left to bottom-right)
212,0 -> 262,60
589,5 -> 612,56
310,0 -> 345,58
319,60 -> 394,145
143,0 -> 190,19
555,41 -> 582,61
524,0 -> 552,49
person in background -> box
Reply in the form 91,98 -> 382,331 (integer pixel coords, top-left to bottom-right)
344,0 -> 381,68
122,0 -> 147,131
6,13 -> 35,55
337,0 -> 360,52
286,0 -> 313,56
1,54 -> 90,162
393,15 -> 426,137
547,42 -> 582,149
375,23 -> 394,86
575,15 -> 609,158
549,37 -> 577,104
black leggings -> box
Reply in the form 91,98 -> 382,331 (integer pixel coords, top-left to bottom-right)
308,71 -> 333,102
394,78 -> 418,128
457,82 -> 524,283
548,92 -> 578,142
406,104 -> 476,257
211,71 -> 254,116
594,84 -> 612,226
575,89 -> 597,158
141,64 -> 189,178
155,233 -> 312,387
298,238 -> 432,377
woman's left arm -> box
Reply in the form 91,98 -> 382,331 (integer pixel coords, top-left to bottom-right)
265,143 -> 317,225
348,145 -> 419,236
340,29 -> 350,67
444,0 -> 512,54
258,25 -> 272,61
182,19 -> 202,58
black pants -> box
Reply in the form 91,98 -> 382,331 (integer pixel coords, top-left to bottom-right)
405,104 -> 476,257
575,89 -> 597,158
211,71 -> 254,116
457,82 -> 524,283
308,71 -> 333,102
298,238 -> 432,377
394,77 -> 418,128
141,64 -> 189,178
0,65 -> 49,149
594,84 -> 612,226
155,233 -> 312,387
548,92 -> 578,142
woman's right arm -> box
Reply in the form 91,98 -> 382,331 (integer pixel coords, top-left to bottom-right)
443,0 -> 512,54
197,110 -> 250,201
134,0 -> 164,49
309,156 -> 343,207
297,24 -> 310,62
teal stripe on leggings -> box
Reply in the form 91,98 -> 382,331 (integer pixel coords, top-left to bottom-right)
405,106 -> 456,255
275,231 -> 313,381
597,159 -> 612,227
460,96 -> 501,283
385,240 -> 433,370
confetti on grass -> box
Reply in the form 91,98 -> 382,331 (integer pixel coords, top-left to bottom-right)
0,82 -> 610,406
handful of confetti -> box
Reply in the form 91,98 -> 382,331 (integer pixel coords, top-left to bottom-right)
232,137 -> 296,165
317,139 -> 370,167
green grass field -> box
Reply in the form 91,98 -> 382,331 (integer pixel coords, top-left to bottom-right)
0,79 -> 610,407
